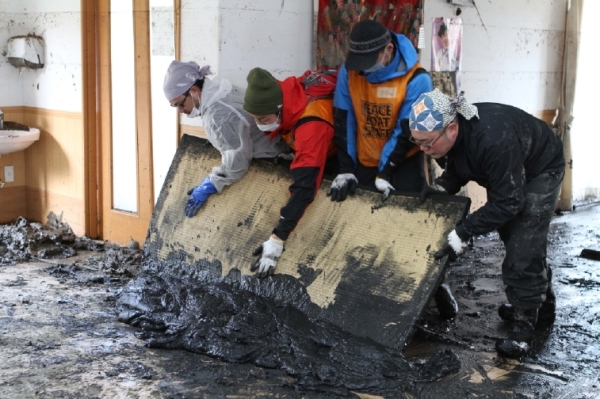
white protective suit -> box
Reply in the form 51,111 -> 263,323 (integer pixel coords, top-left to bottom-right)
198,76 -> 288,192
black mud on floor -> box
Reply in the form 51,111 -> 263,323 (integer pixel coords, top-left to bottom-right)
3,206 -> 600,398
406,204 -> 600,398
116,258 -> 459,397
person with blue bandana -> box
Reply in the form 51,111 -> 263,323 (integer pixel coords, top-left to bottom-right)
327,20 -> 433,202
412,89 -> 565,358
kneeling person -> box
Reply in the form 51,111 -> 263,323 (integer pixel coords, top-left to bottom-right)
243,67 -> 337,277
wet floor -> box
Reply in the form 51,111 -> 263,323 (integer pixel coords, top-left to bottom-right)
1,205 -> 600,398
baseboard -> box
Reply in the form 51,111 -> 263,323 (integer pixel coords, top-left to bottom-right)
0,185 -> 27,224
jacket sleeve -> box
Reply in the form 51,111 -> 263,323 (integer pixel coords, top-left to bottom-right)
379,71 -> 433,174
454,130 -> 526,240
272,119 -> 334,241
333,65 -> 358,174
202,101 -> 253,193
378,119 -> 420,181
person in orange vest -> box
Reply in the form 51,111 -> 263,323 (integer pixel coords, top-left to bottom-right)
243,67 -> 337,278
328,20 -> 432,201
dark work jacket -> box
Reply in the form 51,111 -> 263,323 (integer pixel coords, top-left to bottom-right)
435,103 -> 565,240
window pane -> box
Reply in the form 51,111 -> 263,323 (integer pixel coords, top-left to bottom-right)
110,0 -> 138,212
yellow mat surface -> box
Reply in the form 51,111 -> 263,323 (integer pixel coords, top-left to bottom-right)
145,135 -> 470,349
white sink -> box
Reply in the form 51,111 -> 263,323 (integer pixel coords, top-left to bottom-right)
0,128 -> 40,155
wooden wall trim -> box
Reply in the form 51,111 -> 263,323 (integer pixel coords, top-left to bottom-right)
0,106 -> 25,113
0,106 -> 83,120
23,107 -> 83,119
81,0 -> 101,239
535,109 -> 558,126
179,124 -> 207,139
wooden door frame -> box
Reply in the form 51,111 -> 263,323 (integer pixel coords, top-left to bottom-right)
100,0 -> 154,245
82,0 -> 100,239
82,0 -> 180,243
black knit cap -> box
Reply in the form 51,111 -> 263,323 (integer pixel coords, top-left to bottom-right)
345,20 -> 391,71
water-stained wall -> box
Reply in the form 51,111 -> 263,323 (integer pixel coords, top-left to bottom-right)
423,0 -> 565,114
0,0 -> 84,234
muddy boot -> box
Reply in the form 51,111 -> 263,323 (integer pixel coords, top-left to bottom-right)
499,284 -> 556,323
496,308 -> 537,358
434,283 -> 458,319
508,308 -> 537,342
538,283 -> 556,324
495,339 -> 530,358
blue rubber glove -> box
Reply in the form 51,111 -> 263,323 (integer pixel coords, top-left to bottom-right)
185,176 -> 217,217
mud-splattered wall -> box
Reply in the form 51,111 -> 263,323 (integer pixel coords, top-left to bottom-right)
0,0 -> 82,111
178,0 -> 313,133
0,0 -> 84,234
422,0 -> 566,114
422,0 -> 567,210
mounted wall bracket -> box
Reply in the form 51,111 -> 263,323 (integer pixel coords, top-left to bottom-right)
2,35 -> 45,69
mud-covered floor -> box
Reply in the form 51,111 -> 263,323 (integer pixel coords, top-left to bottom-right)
1,205 -> 600,398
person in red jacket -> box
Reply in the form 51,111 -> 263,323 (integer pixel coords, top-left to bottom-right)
243,67 -> 337,277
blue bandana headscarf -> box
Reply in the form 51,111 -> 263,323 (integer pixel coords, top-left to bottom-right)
409,89 -> 479,132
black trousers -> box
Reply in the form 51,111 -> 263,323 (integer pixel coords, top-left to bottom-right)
355,152 -> 426,193
498,170 -> 564,310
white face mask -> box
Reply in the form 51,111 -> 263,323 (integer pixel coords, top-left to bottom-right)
187,92 -> 201,118
256,120 -> 280,132
364,61 -> 384,73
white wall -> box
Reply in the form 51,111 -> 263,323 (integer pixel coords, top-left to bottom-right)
178,0 -> 566,121
571,0 -> 598,203
0,0 -> 81,112
181,0 -> 313,87
423,0 -> 566,113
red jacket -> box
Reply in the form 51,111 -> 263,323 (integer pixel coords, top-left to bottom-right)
269,76 -> 335,241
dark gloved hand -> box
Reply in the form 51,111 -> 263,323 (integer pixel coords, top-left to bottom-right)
185,176 -> 217,217
327,173 -> 359,202
419,183 -> 448,203
434,229 -> 468,261
251,235 -> 285,277
375,177 -> 395,201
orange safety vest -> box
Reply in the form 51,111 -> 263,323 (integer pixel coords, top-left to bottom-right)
348,64 -> 422,167
280,97 -> 337,158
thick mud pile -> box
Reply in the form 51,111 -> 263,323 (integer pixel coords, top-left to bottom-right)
116,256 -> 460,397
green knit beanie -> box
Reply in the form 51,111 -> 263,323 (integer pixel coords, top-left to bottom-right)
243,67 -> 283,115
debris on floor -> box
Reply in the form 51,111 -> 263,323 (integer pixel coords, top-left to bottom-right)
0,212 -> 142,276
2,205 -> 600,397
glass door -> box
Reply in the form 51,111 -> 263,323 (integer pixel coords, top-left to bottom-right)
97,0 -> 177,244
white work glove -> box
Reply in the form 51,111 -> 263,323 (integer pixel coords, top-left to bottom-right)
277,152 -> 295,161
251,235 -> 285,277
375,177 -> 395,200
327,173 -> 359,202
434,229 -> 469,261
